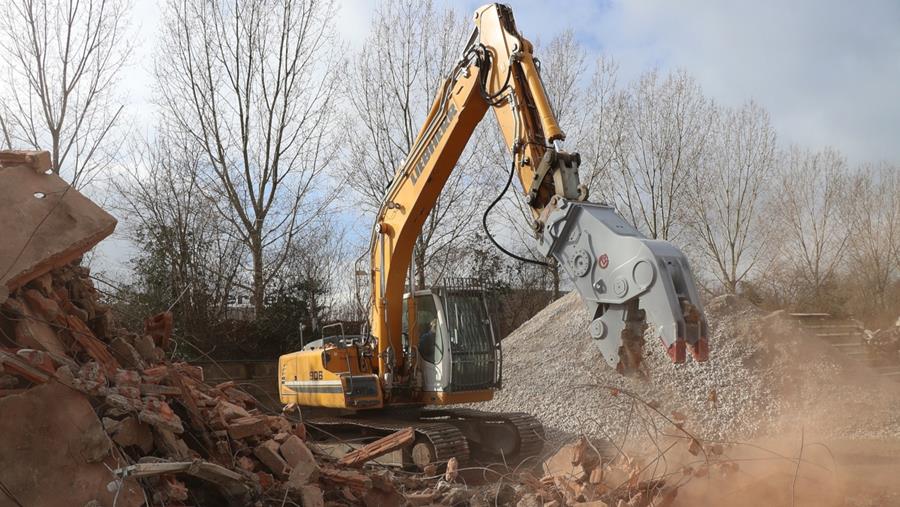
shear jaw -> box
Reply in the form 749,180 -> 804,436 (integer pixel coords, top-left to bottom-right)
540,200 -> 709,374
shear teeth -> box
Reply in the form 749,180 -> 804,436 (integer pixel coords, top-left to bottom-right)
689,337 -> 709,361
666,339 -> 686,363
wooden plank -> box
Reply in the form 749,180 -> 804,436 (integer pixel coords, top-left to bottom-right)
337,427 -> 415,467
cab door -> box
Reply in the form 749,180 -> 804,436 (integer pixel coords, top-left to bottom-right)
402,291 -> 448,391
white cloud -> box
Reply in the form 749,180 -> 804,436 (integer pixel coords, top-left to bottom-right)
592,0 -> 900,164
113,0 -> 900,166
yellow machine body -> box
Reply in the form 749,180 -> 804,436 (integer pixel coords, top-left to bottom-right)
278,344 -> 383,409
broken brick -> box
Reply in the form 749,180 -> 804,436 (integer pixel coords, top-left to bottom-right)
13,307 -> 67,356
109,416 -> 154,454
25,272 -> 53,298
154,428 -> 192,460
161,476 -> 189,502
0,382 -> 141,507
108,337 -> 147,370
268,415 -> 291,434
66,314 -> 120,376
141,365 -> 169,383
173,362 -> 204,382
114,369 -> 141,387
0,350 -> 51,384
237,456 -> 257,472
297,484 -> 325,507
106,393 -> 142,412
216,399 -> 250,421
133,334 -> 161,363
320,467 -> 372,495
15,349 -> 55,375
256,471 -> 275,491
227,415 -> 271,440
254,439 -> 291,478
139,399 -> 184,434
144,311 -> 173,349
0,149 -> 51,172
281,435 -> 319,484
140,383 -> 182,397
22,288 -> 62,323
543,442 -> 587,481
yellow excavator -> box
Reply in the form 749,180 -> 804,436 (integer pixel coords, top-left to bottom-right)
279,3 -> 709,468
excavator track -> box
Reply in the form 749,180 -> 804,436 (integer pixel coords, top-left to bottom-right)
307,415 -> 470,467
305,408 -> 544,468
420,408 -> 545,463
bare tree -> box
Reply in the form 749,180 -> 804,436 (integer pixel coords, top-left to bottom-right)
612,69 -> 715,240
537,30 -> 589,146
343,0 -> 487,288
0,0 -> 132,187
772,146 -> 849,305
113,127 -> 242,336
156,0 -> 341,315
279,217 -> 346,342
687,100 -> 777,293
841,163 -> 899,311
580,56 -> 625,202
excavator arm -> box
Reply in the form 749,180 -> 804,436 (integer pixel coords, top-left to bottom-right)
369,4 -> 708,390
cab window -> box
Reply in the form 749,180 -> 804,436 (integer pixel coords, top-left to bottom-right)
402,294 -> 444,364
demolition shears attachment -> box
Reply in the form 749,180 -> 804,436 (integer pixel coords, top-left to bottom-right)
539,199 -> 709,374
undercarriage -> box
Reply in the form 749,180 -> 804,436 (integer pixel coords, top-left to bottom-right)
305,407 -> 544,469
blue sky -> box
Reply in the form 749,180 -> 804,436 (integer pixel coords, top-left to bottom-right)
98,0 -> 900,276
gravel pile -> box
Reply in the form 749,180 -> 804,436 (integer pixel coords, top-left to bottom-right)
480,292 -> 900,444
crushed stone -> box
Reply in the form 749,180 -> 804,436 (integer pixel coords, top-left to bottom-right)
480,292 -> 900,444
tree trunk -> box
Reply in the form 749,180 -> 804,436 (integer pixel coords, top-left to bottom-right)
725,278 -> 738,295
550,262 -> 561,300
415,240 -> 427,290
251,234 -> 265,318
52,134 -> 61,175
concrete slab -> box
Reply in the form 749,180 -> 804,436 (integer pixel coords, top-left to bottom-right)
0,382 -> 143,507
0,162 -> 116,296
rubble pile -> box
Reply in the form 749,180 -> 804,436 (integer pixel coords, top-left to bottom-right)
0,152 -> 397,506
1,260 -> 331,505
481,292 -> 900,443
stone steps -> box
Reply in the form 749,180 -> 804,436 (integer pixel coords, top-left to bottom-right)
790,313 -> 900,382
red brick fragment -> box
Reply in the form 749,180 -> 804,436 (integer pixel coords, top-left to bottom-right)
66,315 -> 119,376
144,311 -> 173,349
0,350 -> 51,384
227,415 -> 271,440
161,476 -> 189,502
254,439 -> 291,478
22,289 -> 62,323
256,471 -> 275,491
282,436 -> 319,485
139,399 -> 184,434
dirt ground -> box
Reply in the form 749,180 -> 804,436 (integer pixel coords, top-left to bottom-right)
671,438 -> 900,506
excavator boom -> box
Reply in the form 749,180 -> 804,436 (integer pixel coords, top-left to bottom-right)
368,4 -> 708,382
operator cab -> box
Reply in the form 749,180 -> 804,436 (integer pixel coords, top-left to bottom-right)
402,278 -> 500,393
